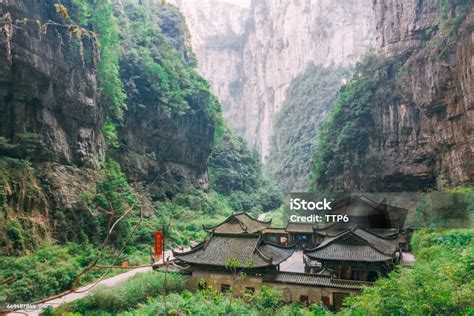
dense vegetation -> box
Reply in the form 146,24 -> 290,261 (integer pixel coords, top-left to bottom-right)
71,0 -> 126,120
48,272 -> 186,315
118,3 -> 220,119
0,156 -> 48,255
51,273 -> 328,315
311,53 -> 410,190
0,159 -> 232,304
266,66 -> 351,193
341,229 -> 474,315
44,229 -> 473,315
0,243 -> 113,304
209,127 -> 282,214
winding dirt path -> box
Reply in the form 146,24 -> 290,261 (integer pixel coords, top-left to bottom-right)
7,250 -> 174,316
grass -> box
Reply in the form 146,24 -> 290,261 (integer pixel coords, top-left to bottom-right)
50,271 -> 186,315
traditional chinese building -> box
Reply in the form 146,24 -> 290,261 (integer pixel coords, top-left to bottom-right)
304,226 -> 400,282
173,213 -> 295,295
170,198 -> 409,311
173,233 -> 294,274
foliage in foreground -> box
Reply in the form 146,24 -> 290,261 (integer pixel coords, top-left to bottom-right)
123,286 -> 330,316
0,243 -> 104,304
52,272 -> 186,314
44,229 -> 473,316
53,283 -> 330,316
341,229 -> 474,315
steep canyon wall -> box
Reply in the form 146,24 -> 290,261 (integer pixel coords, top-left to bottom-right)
0,0 -> 216,254
173,0 -> 376,161
315,0 -> 473,191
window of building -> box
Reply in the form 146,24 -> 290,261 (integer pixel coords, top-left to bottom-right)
321,296 -> 330,307
296,234 -> 309,241
299,295 -> 309,305
368,271 -> 378,282
268,235 -> 277,243
245,287 -> 255,294
221,284 -> 230,293
351,269 -> 369,281
279,236 -> 288,246
339,266 -> 351,279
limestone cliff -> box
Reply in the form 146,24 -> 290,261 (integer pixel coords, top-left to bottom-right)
373,0 -> 473,188
0,0 -> 217,254
0,0 -> 104,167
314,0 -> 473,191
115,2 -> 216,193
0,0 -> 104,254
173,0 -> 376,161
170,0 -> 250,130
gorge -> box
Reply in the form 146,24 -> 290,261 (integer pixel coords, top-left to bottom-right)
0,0 -> 472,315
174,0 -> 473,192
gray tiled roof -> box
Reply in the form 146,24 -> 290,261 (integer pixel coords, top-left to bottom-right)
174,235 -> 293,268
204,213 -> 271,234
305,227 -> 398,262
286,223 -> 314,233
266,272 -> 371,290
306,244 -> 393,262
262,227 -> 287,234
352,227 -> 397,254
259,244 -> 294,265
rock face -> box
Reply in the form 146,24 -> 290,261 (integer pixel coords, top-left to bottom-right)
0,0 -> 104,167
316,0 -> 473,191
0,0 -> 105,253
173,0 -> 376,161
116,2 -> 216,193
170,0 -> 250,130
0,0 -> 217,253
371,0 -> 473,188
118,84 -> 215,191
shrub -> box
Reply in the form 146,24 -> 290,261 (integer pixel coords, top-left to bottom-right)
69,272 -> 186,313
0,243 -> 103,304
341,229 -> 474,315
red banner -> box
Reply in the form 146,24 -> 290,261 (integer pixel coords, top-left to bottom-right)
154,231 -> 163,258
